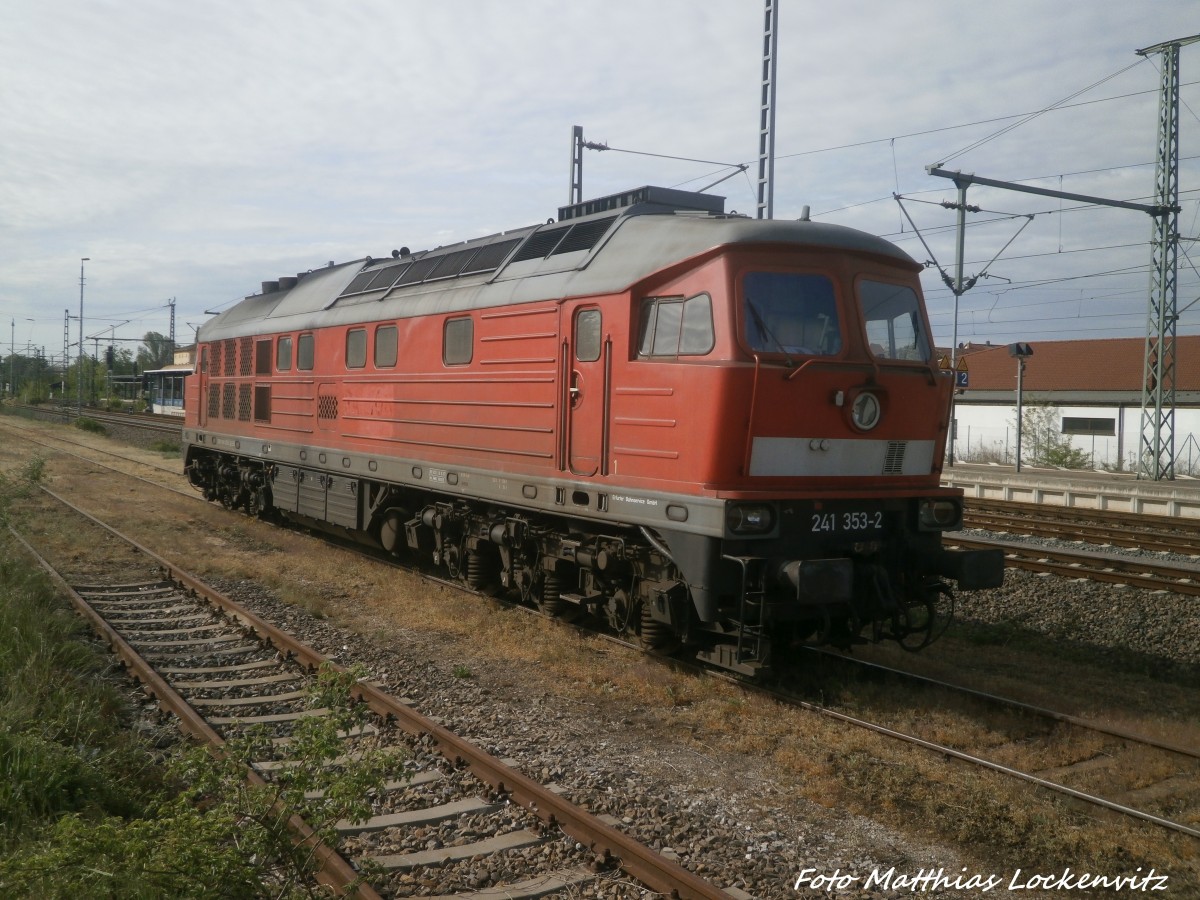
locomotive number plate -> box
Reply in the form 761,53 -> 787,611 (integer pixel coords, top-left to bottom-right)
809,508 -> 884,534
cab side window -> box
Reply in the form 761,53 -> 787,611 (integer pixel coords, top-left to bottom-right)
637,293 -> 714,358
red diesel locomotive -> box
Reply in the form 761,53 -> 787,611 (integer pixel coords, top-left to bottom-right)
183,186 -> 1002,675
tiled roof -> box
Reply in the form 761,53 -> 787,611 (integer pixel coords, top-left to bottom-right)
953,336 -> 1200,392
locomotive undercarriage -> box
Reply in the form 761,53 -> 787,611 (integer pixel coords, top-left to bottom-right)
186,449 -> 958,677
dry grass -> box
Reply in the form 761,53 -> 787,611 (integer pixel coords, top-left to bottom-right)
6,418 -> 1199,889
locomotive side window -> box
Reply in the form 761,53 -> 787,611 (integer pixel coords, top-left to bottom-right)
277,336 -> 292,372
297,333 -> 314,371
443,317 -> 473,365
375,325 -> 398,368
742,273 -> 841,357
346,328 -> 367,369
859,280 -> 931,362
575,309 -> 602,362
637,293 -> 714,358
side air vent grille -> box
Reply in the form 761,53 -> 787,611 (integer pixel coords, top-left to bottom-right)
883,441 -> 907,474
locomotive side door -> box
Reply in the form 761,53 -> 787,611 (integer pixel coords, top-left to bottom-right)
197,345 -> 208,427
565,305 -> 608,477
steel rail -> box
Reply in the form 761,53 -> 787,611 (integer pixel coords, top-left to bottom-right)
801,647 -> 1200,761
964,511 -> 1200,554
964,512 -> 1200,555
0,422 -> 188,495
533,615 -> 1200,841
11,402 -> 183,435
964,498 -> 1200,555
750,675 -> 1200,840
966,498 -> 1200,536
32,485 -> 730,900
6,522 -> 379,900
948,534 -> 1200,596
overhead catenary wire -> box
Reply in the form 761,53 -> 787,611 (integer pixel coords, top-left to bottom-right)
933,59 -> 1150,166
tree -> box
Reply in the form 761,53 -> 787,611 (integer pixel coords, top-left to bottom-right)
136,332 -> 174,371
1018,403 -> 1093,469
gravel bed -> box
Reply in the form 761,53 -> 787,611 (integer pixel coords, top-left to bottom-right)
960,529 -> 1200,670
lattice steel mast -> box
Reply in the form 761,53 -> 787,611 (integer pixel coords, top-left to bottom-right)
569,125 -> 584,206
756,0 -> 779,220
1137,34 -> 1199,480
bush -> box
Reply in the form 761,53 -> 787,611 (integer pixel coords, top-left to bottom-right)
73,417 -> 107,436
0,544 -> 158,852
0,660 -> 404,898
1019,405 -> 1092,469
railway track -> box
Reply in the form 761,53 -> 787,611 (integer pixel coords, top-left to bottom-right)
964,498 -> 1200,557
947,534 -> 1200,597
570,623 -> 1200,842
782,649 -> 1200,840
0,416 -> 186,492
10,403 -> 183,437
11,486 -> 735,900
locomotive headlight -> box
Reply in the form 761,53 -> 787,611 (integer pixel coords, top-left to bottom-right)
918,498 -> 962,531
850,391 -> 882,431
726,503 -> 775,535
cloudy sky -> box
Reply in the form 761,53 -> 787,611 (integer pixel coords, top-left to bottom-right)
2,1 -> 1197,365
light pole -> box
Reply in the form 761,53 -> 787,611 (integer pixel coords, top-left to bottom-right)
78,258 -> 89,412
1009,343 -> 1034,472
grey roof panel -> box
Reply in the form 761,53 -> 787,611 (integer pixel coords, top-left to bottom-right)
198,204 -> 917,343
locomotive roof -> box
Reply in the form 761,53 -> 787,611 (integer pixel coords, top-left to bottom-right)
199,188 -> 919,343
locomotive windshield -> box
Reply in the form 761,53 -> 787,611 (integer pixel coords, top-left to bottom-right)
742,272 -> 842,358
859,280 -> 931,362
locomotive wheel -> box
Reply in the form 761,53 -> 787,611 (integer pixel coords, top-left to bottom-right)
244,489 -> 264,518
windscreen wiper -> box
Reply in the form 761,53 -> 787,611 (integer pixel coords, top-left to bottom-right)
745,298 -> 795,368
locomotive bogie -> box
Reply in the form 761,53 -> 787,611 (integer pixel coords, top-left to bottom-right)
183,186 -> 1004,675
